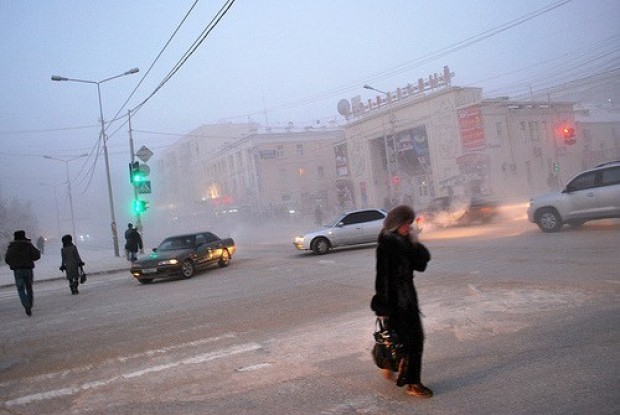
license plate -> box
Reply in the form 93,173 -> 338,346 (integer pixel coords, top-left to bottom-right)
142,268 -> 157,274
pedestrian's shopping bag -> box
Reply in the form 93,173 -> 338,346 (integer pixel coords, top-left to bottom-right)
371,317 -> 403,371
79,266 -> 87,284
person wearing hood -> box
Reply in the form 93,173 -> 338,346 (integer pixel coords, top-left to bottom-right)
4,230 -> 41,316
60,234 -> 85,295
371,205 -> 433,398
126,226 -> 143,262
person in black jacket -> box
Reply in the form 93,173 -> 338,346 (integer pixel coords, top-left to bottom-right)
124,223 -> 134,260
126,227 -> 143,262
4,230 -> 41,316
60,234 -> 85,295
371,205 -> 433,398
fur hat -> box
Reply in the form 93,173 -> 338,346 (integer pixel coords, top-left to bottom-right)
383,205 -> 416,232
13,230 -> 27,240
61,234 -> 73,245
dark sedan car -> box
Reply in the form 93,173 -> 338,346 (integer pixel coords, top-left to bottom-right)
130,231 -> 235,284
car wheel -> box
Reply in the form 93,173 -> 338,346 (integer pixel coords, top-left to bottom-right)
181,260 -> 194,278
218,249 -> 231,267
536,208 -> 563,232
138,278 -> 153,284
312,237 -> 330,255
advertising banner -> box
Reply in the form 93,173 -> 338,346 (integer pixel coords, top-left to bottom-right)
457,105 -> 486,150
335,144 -> 349,177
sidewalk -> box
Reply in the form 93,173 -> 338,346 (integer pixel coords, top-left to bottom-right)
1,243 -> 132,288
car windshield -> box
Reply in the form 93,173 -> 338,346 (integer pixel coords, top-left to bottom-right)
157,236 -> 195,251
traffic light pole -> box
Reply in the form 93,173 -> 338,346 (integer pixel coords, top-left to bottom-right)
128,111 -> 142,234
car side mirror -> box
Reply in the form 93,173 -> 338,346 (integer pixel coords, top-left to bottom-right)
336,222 -> 344,228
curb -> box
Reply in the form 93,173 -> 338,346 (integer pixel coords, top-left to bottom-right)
0,268 -> 130,289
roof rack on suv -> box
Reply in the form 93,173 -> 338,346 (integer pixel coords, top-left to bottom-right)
596,160 -> 620,167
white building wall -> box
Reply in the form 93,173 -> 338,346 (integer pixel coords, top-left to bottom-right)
344,86 -> 585,210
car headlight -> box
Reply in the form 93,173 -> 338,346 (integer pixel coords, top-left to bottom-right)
158,259 -> 179,266
294,236 -> 304,244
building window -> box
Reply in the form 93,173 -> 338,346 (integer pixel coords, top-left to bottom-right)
519,121 -> 527,141
296,144 -> 303,158
279,168 -> 287,184
299,167 -> 305,177
318,166 -> 324,178
417,177 -> 429,197
276,145 -> 284,158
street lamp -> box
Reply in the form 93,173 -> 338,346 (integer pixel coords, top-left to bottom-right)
363,84 -> 387,95
43,154 -> 88,239
51,68 -> 139,257
363,84 -> 397,207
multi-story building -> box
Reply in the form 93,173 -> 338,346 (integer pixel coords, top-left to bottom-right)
340,82 -> 586,210
153,71 -> 619,225
154,123 -> 258,220
202,128 -> 345,219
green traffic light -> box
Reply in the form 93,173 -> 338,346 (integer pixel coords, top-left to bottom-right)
132,172 -> 146,183
130,162 -> 149,185
132,199 -> 147,214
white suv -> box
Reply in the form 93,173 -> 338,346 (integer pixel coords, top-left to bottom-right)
527,161 -> 620,232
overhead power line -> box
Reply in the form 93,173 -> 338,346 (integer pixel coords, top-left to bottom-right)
106,0 -> 202,137
131,0 -> 236,117
105,0 -> 236,143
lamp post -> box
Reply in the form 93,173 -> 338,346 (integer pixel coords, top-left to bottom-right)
51,68 -> 139,257
43,154 -> 88,239
363,84 -> 397,207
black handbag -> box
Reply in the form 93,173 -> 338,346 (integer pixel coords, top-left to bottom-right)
79,266 -> 87,284
371,317 -> 403,371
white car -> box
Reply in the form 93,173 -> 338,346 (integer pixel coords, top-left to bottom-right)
527,161 -> 620,232
294,208 -> 387,255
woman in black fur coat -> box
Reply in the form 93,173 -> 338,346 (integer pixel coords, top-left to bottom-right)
371,204 -> 433,398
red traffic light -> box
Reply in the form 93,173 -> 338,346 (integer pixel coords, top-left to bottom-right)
561,126 -> 576,145
561,127 -> 575,138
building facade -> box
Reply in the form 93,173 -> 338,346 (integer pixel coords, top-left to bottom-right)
202,129 -> 345,219
152,76 -> 619,225
154,123 -> 258,221
341,85 -> 589,211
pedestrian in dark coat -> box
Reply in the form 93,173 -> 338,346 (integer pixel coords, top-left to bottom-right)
371,205 -> 433,398
4,230 -> 41,316
126,227 -> 143,262
60,234 -> 85,295
124,223 -> 134,260
36,236 -> 45,254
